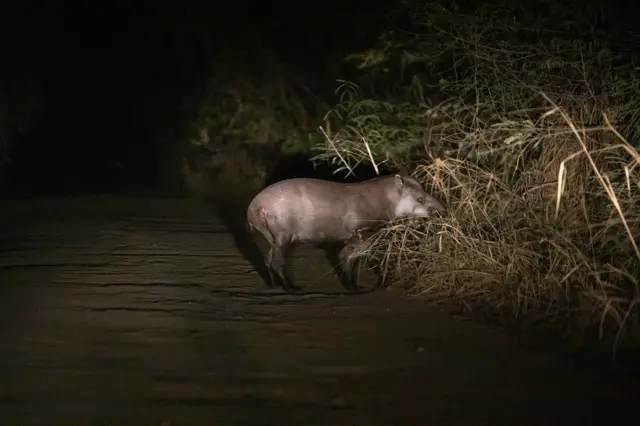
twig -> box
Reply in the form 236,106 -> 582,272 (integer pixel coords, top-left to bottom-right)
318,125 -> 353,176
541,91 -> 640,262
361,135 -> 380,175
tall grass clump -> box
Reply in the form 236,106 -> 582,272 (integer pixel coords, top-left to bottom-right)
313,0 -> 640,358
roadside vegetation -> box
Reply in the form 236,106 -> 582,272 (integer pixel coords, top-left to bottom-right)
179,45 -> 320,201
311,0 -> 640,360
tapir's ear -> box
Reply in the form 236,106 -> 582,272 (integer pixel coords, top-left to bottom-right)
394,174 -> 404,189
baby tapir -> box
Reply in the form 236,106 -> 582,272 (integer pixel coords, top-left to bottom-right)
246,174 -> 445,291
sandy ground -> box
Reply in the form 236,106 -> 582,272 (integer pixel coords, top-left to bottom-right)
0,195 -> 637,426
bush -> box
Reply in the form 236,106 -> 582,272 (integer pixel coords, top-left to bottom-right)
314,0 -> 640,358
179,36 -> 326,199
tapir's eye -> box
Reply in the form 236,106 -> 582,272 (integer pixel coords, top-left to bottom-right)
417,197 -> 425,203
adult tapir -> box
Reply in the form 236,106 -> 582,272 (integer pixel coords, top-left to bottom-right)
246,174 -> 445,291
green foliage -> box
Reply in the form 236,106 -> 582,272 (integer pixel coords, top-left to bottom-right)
280,132 -> 323,156
320,0 -> 640,167
312,80 -> 440,174
315,2 -> 640,168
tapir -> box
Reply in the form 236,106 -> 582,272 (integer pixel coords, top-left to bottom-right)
246,174 -> 445,291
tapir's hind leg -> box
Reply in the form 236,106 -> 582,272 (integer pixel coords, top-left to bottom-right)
266,240 -> 298,292
264,247 -> 279,289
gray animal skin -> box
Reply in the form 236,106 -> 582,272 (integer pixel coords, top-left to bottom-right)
246,174 -> 445,291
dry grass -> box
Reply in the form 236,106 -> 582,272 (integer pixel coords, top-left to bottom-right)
315,1 -> 640,359
354,98 -> 640,358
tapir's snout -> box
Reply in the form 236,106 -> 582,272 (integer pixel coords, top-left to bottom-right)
413,196 -> 446,218
429,201 -> 447,216
411,205 -> 431,217
424,195 -> 446,217
394,192 -> 446,219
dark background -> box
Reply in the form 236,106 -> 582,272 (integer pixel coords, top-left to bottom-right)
0,0 -> 400,195
0,0 -> 635,195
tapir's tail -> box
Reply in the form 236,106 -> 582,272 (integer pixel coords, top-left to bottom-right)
246,207 -> 259,237
246,204 -> 277,246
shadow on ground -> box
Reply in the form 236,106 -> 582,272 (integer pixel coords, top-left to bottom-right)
207,192 -> 274,289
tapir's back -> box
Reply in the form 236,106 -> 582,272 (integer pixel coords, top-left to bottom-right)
253,177 -> 391,211
247,177 -> 396,243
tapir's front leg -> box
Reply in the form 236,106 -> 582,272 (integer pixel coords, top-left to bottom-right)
337,244 -> 362,291
325,245 -> 360,292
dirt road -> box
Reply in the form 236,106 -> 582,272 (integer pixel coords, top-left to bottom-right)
0,196 -> 636,425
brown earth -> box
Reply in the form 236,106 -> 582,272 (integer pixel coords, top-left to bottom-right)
0,195 -> 637,426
